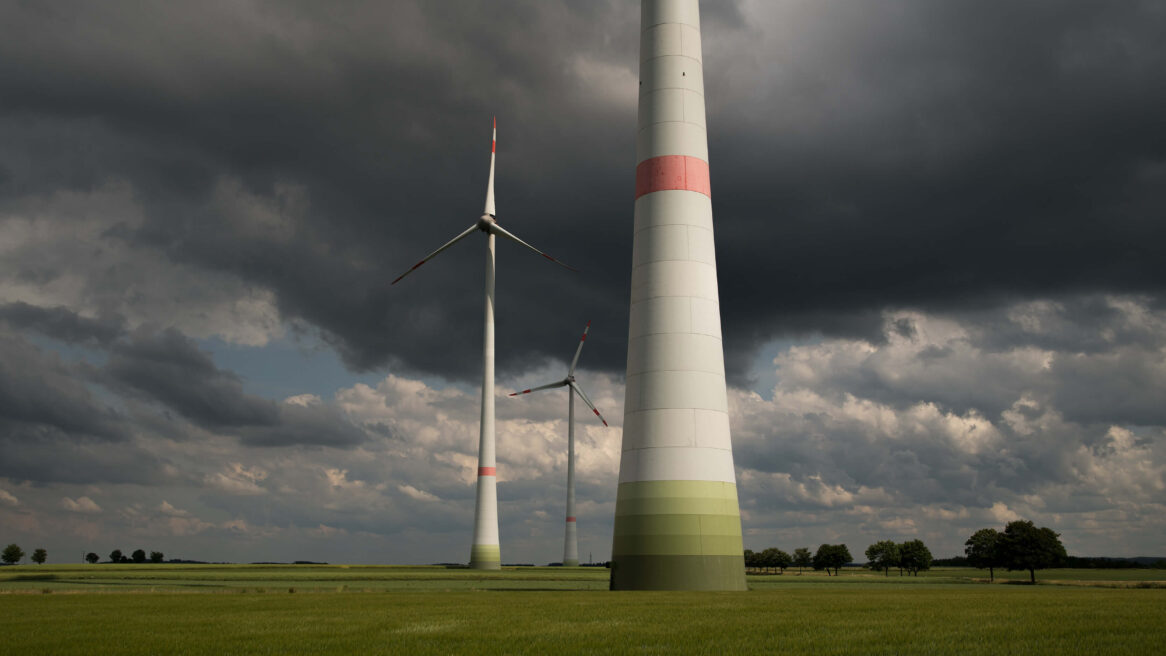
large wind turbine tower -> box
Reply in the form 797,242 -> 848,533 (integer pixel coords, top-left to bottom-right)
609,0 -> 746,590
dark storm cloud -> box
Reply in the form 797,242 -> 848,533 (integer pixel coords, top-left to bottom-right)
106,328 -> 281,428
236,401 -> 367,448
2,0 -> 1164,385
0,434 -> 172,486
0,333 -> 185,485
105,328 -> 366,447
0,333 -> 123,442
0,302 -> 125,346
1050,349 -> 1166,426
0,295 -> 367,462
711,1 -> 1166,359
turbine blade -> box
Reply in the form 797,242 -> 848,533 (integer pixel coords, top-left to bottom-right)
484,117 -> 496,216
391,224 -> 479,285
568,320 -> 591,376
489,223 -> 577,272
508,380 -> 568,396
570,382 -> 608,427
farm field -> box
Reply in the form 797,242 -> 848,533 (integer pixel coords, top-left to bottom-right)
2,565 -> 1164,655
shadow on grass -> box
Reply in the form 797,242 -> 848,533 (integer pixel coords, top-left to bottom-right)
5,575 -> 59,582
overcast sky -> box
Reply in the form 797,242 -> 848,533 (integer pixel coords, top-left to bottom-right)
2,0 -> 1164,565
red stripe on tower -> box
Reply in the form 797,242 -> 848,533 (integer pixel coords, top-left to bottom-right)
566,516 -> 576,523
634,155 -> 711,199
478,467 -> 496,476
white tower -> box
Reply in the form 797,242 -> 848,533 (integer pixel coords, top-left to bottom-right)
609,0 -> 746,590
392,120 -> 575,570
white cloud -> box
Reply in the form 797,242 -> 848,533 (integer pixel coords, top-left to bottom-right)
989,502 -> 1021,524
159,500 -> 190,516
397,484 -> 439,502
205,463 -> 269,495
60,496 -> 102,514
735,300 -> 1166,556
0,488 -> 17,506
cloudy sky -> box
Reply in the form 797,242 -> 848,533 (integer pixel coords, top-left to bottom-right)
2,0 -> 1164,565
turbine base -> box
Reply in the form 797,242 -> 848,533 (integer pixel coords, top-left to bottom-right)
609,555 -> 746,591
469,544 -> 501,570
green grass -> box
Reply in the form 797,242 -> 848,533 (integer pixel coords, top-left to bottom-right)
2,565 -> 1164,654
0,564 -> 612,592
6,564 -> 1162,594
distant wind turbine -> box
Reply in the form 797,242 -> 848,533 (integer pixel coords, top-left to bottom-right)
392,118 -> 575,569
510,320 -> 608,567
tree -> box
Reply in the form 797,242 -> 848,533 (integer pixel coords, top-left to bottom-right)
759,547 -> 775,573
1000,520 -> 1067,583
964,528 -> 1002,582
31,548 -> 47,565
131,549 -> 147,564
86,552 -> 100,564
813,544 -> 852,576
758,547 -> 792,574
865,540 -> 899,577
2,543 -> 24,565
898,539 -> 932,576
109,549 -> 123,564
743,549 -> 756,571
793,548 -> 812,573
773,549 -> 792,574
150,551 -> 164,564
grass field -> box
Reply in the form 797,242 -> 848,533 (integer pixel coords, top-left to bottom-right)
2,565 -> 1164,654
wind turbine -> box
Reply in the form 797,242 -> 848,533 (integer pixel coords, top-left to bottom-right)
392,118 -> 575,570
509,321 -> 608,567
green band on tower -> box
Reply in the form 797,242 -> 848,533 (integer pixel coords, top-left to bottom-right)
470,544 -> 501,569
610,480 -> 746,590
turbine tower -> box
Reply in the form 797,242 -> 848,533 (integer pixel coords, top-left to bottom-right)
609,0 -> 746,590
393,119 -> 575,570
510,321 -> 609,567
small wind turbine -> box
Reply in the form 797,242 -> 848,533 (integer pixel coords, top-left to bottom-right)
510,321 -> 608,567
392,118 -> 574,570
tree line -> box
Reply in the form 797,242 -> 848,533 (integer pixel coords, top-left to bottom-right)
743,544 -> 853,576
2,544 -> 172,565
88,549 -> 166,564
744,519 -> 1071,584
865,539 -> 933,576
